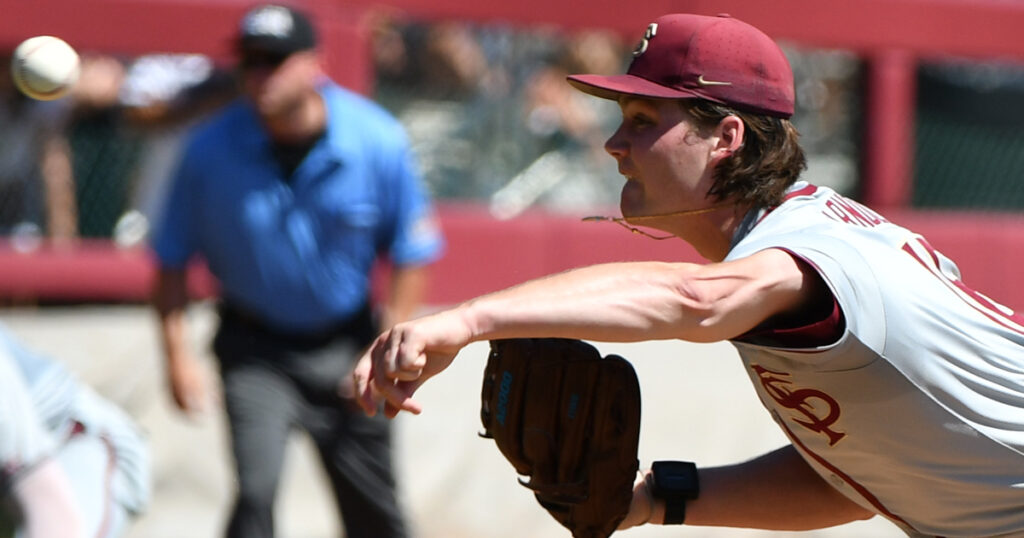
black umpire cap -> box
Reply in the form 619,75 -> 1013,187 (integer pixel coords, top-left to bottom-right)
237,4 -> 317,57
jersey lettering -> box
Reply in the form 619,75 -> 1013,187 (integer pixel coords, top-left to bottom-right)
753,364 -> 846,446
823,194 -> 889,228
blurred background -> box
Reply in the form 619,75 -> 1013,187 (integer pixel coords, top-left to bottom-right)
2,0 -> 1024,307
1,0 -> 1023,537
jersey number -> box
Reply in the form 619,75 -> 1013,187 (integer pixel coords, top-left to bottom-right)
902,235 -> 1024,333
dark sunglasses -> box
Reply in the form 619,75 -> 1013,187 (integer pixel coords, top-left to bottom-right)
239,52 -> 290,71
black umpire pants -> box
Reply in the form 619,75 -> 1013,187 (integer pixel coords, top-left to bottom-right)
213,303 -> 409,538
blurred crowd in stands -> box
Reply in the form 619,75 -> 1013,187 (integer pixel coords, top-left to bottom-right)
0,17 -> 866,249
0,49 -> 235,249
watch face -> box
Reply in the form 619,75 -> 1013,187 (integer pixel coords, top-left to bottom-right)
653,461 -> 699,497
660,473 -> 695,489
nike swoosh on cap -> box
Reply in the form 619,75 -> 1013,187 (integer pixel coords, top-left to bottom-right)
697,75 -> 732,86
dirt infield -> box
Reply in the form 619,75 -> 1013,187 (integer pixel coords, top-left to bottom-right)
0,304 -> 901,537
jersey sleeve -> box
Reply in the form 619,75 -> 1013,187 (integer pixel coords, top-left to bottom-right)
377,134 -> 445,267
729,232 -> 888,355
149,134 -> 203,269
0,348 -> 57,492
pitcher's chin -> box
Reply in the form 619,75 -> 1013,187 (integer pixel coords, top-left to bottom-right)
619,184 -> 645,218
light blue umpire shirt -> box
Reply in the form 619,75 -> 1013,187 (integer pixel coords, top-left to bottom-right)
151,80 -> 445,333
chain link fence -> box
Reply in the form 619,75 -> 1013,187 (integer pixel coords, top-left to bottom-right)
914,59 -> 1024,210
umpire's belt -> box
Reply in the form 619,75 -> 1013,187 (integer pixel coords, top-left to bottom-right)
217,301 -> 373,347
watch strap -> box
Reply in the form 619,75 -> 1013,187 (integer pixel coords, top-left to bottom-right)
662,490 -> 688,525
651,460 -> 699,525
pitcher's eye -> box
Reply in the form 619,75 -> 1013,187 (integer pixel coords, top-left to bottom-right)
629,114 -> 654,129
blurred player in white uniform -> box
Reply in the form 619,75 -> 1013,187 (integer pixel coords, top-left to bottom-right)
0,324 -> 149,537
351,13 -> 1024,537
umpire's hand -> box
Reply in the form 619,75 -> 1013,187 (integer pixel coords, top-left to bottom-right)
167,350 -> 210,415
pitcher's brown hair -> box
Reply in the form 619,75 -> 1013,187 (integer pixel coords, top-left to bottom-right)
683,100 -> 807,209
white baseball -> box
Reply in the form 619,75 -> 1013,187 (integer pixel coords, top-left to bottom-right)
11,36 -> 81,101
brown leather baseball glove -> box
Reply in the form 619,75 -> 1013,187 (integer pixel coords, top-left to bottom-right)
480,338 -> 642,538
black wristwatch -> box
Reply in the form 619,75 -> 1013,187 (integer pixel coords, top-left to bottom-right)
650,460 -> 700,525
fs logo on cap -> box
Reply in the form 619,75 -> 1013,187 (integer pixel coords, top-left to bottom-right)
632,23 -> 658,57
242,5 -> 295,39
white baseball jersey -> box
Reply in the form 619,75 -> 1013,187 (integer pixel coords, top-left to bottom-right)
0,339 -> 58,487
725,182 -> 1024,537
0,325 -> 150,522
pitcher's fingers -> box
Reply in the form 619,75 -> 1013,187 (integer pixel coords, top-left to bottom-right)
381,331 -> 404,378
384,379 -> 427,418
374,377 -> 422,417
396,338 -> 427,371
392,367 -> 424,382
351,363 -> 379,416
384,392 -> 422,418
371,339 -> 427,415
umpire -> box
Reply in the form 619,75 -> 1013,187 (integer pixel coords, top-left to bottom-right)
149,4 -> 444,538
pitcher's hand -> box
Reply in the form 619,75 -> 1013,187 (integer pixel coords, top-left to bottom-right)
618,470 -> 658,530
351,310 -> 473,417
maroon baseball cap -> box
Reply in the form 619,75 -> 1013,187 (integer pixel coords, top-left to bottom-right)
567,13 -> 794,118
